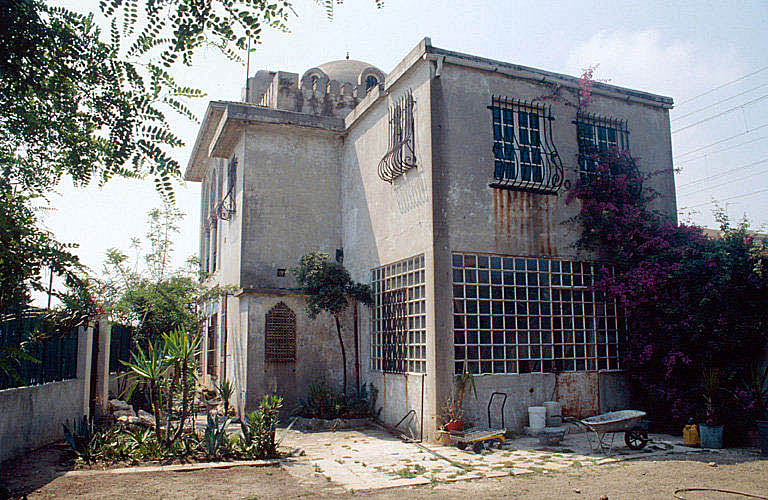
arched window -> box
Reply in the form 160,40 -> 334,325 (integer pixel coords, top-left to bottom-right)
265,302 -> 296,363
366,75 -> 379,90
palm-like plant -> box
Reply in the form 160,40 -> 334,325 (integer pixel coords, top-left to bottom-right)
702,368 -> 721,426
123,340 -> 170,442
123,328 -> 201,449
163,328 -> 201,443
217,378 -> 234,416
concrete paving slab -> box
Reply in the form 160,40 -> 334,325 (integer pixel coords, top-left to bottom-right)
278,425 -> 703,492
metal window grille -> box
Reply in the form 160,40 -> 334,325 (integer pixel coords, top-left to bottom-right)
210,221 -> 217,272
216,157 -> 237,221
452,253 -> 624,375
489,96 -> 564,194
378,90 -> 417,183
265,302 -> 297,363
366,75 -> 379,90
371,254 -> 426,373
575,112 -> 630,178
206,314 -> 217,377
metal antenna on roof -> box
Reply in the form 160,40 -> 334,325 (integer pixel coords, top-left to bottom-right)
245,36 -> 251,102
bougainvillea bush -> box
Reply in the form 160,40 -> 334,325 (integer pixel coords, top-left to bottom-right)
568,149 -> 768,432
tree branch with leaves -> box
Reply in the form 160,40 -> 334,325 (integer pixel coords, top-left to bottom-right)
293,252 -> 372,395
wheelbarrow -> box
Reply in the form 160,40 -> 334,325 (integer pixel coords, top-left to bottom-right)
451,392 -> 507,454
565,410 -> 649,454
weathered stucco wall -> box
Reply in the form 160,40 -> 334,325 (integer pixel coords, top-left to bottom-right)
341,51 -> 436,434
0,379 -> 85,463
0,326 -> 91,463
243,293 -> 355,416
240,123 -> 343,290
429,54 -> 676,431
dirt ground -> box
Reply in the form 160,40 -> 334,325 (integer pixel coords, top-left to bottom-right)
3,446 -> 766,500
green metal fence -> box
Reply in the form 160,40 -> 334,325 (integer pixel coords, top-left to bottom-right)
0,313 -> 79,390
109,323 -> 133,373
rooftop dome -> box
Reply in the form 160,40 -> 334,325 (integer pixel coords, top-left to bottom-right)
315,59 -> 384,85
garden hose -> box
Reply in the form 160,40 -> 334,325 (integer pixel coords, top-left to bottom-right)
673,488 -> 768,499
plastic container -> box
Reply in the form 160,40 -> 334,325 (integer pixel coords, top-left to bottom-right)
757,420 -> 768,456
543,401 -> 563,427
528,406 -> 547,429
683,423 -> 700,447
699,424 -> 724,449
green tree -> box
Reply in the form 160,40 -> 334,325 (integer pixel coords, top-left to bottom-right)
0,187 -> 84,313
96,205 -> 230,342
293,252 -> 372,394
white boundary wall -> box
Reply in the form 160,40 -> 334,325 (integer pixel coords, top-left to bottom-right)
0,324 -> 93,463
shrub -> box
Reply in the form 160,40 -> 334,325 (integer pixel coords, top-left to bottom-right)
297,380 -> 377,419
568,149 -> 768,430
240,394 -> 283,458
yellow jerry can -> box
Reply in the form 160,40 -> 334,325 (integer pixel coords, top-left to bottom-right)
683,423 -> 700,447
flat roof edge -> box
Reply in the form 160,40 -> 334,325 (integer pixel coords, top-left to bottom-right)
426,45 -> 674,107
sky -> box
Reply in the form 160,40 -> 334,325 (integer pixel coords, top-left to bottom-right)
38,0 -> 768,303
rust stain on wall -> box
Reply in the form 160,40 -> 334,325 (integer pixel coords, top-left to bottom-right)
492,188 -> 557,255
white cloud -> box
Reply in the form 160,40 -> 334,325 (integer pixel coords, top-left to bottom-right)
564,29 -> 743,100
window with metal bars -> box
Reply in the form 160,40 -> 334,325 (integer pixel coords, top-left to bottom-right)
206,314 -> 217,377
265,302 -> 297,363
489,96 -> 563,194
452,253 -> 624,375
371,255 -> 426,373
378,90 -> 417,183
575,112 -> 630,179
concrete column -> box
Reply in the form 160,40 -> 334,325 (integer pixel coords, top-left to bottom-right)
76,323 -> 94,418
94,317 -> 112,420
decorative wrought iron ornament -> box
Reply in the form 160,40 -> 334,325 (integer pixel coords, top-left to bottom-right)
378,90 -> 417,183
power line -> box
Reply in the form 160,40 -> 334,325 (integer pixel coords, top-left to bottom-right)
676,66 -> 768,106
672,83 -> 768,122
672,93 -> 768,134
678,163 -> 768,197
674,123 -> 768,159
679,186 -> 768,210
675,135 -> 768,165
677,157 -> 768,189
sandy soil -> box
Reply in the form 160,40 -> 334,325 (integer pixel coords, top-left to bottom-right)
3,446 -> 766,500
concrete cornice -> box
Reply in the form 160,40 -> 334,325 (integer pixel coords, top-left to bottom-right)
185,101 -> 346,181
184,101 -> 226,181
234,287 -> 304,297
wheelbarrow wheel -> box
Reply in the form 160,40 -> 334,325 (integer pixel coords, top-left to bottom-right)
625,428 -> 649,450
472,441 -> 484,454
457,441 -> 467,450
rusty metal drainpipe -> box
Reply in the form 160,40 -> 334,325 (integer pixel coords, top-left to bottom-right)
420,374 -> 424,442
353,300 -> 360,394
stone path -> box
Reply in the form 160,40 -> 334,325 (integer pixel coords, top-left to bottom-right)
279,425 -> 704,492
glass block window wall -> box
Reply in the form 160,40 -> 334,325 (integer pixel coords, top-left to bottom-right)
452,253 -> 623,375
371,255 -> 427,373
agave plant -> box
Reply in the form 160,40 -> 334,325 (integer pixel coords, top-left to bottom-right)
62,415 -> 97,464
216,378 -> 234,416
203,411 -> 230,460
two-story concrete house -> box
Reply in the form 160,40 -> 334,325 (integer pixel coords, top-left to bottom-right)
184,37 -> 675,440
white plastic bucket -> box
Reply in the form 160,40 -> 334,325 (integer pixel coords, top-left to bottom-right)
543,401 -> 563,427
528,406 -> 547,429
